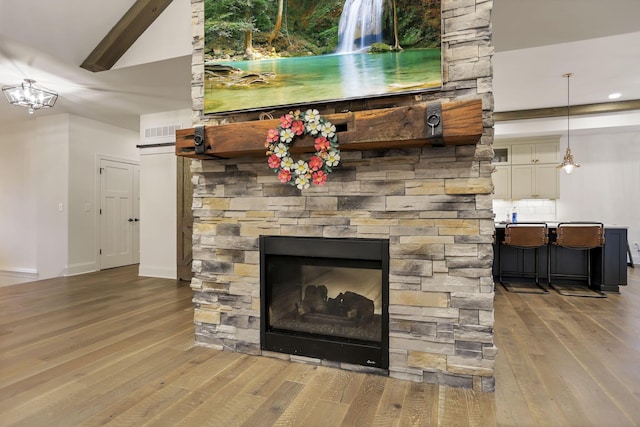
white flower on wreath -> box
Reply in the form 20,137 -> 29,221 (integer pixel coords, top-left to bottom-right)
273,143 -> 288,158
305,109 -> 320,122
325,150 -> 341,167
293,160 -> 310,176
281,156 -> 294,170
321,123 -> 336,138
295,175 -> 311,190
280,128 -> 295,143
306,120 -> 323,136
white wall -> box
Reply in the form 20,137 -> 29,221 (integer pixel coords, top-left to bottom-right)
1,107 -> 187,285
0,121 -> 38,282
138,109 -> 192,279
34,114 -> 70,280
0,113 -> 139,285
139,148 -> 177,279
557,129 -> 640,254
495,112 -> 640,265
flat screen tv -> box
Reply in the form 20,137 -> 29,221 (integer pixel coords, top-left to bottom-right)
203,0 -> 442,115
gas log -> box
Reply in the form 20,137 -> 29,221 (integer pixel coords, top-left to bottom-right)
297,285 -> 375,326
327,291 -> 375,324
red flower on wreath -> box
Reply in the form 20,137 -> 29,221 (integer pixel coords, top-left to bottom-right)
279,114 -> 293,129
278,169 -> 292,183
314,136 -> 330,152
308,155 -> 323,171
291,120 -> 305,135
268,154 -> 281,169
266,128 -> 279,145
312,171 -> 328,185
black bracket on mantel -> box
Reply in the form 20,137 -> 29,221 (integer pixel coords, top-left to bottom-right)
426,101 -> 444,147
193,125 -> 206,155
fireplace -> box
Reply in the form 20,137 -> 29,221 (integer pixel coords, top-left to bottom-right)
260,236 -> 389,369
187,0 -> 496,391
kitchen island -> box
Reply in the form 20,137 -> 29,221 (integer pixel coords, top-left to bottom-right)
493,223 -> 628,293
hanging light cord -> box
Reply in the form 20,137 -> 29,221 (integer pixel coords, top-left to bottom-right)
564,72 -> 572,149
558,72 -> 579,174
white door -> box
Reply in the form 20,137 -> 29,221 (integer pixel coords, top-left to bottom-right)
100,159 -> 138,269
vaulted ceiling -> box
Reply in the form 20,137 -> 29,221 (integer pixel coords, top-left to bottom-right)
1,0 -> 639,131
0,0 -> 192,131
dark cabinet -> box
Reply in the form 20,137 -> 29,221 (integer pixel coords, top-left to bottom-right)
493,226 -> 627,293
598,228 -> 628,291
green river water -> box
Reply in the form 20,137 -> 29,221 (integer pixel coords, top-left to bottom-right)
205,49 -> 441,114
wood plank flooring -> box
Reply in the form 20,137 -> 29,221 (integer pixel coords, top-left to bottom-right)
1,265 -> 639,426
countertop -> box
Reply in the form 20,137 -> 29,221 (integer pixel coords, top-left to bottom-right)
494,222 -> 628,229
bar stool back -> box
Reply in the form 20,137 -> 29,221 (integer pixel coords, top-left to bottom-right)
549,222 -> 605,289
499,223 -> 549,292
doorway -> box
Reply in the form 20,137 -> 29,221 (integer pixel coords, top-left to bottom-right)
99,158 -> 140,269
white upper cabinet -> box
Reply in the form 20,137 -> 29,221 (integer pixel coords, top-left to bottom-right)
511,141 -> 558,165
493,136 -> 560,200
493,165 -> 511,200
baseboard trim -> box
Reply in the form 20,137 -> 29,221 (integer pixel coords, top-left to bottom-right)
0,268 -> 38,286
138,265 -> 177,280
0,267 -> 38,278
66,262 -> 99,277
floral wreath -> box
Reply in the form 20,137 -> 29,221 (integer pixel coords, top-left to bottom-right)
265,109 -> 340,189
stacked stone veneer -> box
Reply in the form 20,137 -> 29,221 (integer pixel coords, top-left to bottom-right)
188,0 -> 497,391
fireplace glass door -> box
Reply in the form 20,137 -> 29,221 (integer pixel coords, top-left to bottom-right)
260,236 -> 389,369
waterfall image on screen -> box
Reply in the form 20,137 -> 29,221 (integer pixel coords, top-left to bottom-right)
336,0 -> 384,53
203,0 -> 442,114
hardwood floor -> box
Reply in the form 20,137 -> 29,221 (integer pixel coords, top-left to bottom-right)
1,265 -> 639,426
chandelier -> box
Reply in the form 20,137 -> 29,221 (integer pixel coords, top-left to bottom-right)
557,73 -> 580,174
2,79 -> 58,114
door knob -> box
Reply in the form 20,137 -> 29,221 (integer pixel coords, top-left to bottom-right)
128,218 -> 134,222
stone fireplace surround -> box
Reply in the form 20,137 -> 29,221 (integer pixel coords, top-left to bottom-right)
188,0 -> 496,391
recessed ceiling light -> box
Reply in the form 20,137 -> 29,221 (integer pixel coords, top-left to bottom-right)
608,92 -> 622,100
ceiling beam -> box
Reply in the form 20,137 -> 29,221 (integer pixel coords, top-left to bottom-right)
494,99 -> 640,122
80,0 -> 174,72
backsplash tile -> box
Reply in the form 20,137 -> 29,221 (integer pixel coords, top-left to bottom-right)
493,199 -> 557,223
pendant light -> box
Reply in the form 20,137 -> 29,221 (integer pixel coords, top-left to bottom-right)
2,78 -> 58,115
557,72 -> 580,174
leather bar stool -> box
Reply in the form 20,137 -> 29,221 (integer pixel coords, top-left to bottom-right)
499,223 -> 549,293
548,222 -> 605,291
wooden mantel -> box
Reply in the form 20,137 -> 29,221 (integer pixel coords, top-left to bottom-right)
176,99 -> 482,159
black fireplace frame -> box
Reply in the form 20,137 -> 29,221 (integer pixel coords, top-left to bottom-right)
260,236 -> 390,369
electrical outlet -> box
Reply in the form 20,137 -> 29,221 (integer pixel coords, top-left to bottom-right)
634,242 -> 640,252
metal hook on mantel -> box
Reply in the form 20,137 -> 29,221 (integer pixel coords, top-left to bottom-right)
426,101 -> 444,147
